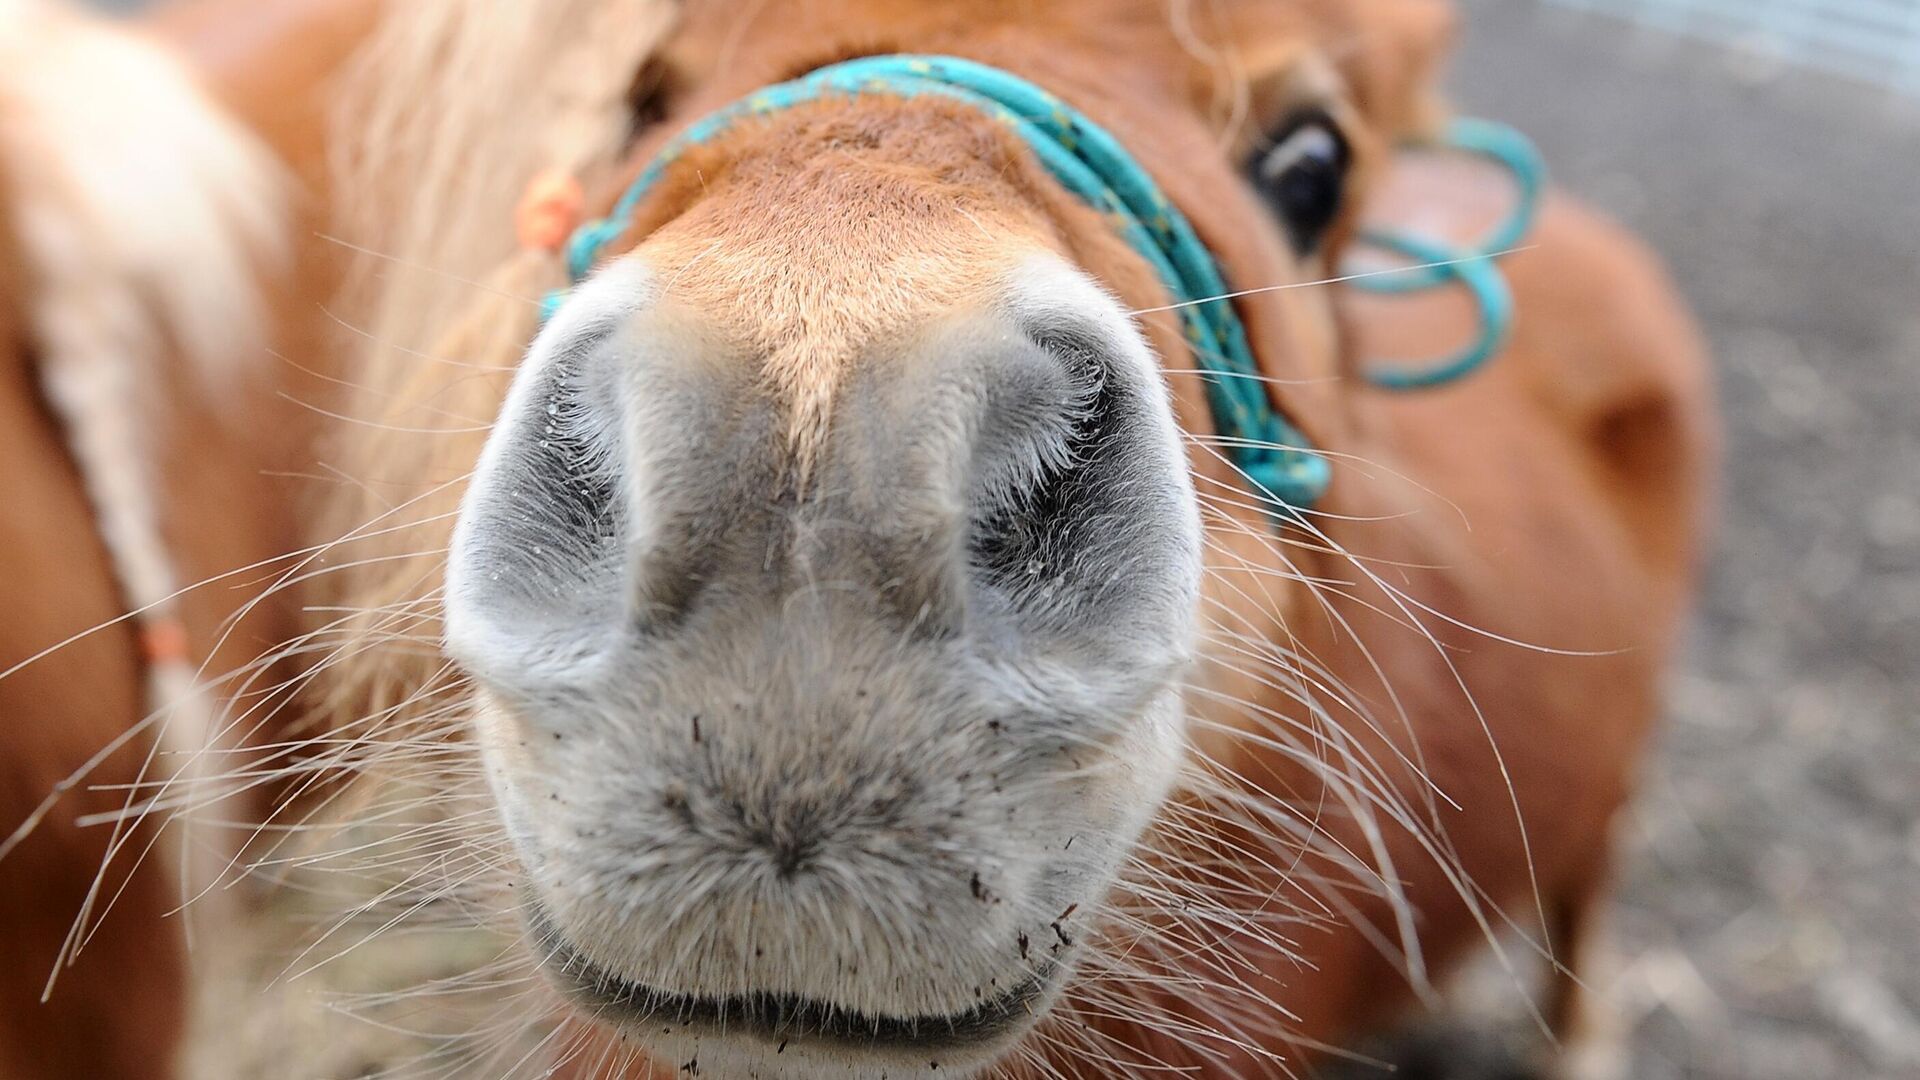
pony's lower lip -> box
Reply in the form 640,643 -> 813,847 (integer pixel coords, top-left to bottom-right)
526,904 -> 1059,1052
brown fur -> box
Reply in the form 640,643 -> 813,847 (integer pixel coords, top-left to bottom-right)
631,98 -> 1061,472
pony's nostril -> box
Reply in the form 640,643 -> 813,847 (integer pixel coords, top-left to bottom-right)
448,262 -> 774,675
446,385 -> 627,676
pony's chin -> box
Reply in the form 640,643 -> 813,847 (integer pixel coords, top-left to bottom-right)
531,910 -> 1062,1078
546,975 -> 1047,1080
586,1020 -> 1027,1080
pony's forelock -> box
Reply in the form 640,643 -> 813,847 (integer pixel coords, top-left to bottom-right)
320,0 -> 680,716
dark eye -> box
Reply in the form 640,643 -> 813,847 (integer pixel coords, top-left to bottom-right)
1248,111 -> 1351,254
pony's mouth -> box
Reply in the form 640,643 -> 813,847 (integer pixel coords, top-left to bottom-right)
526,903 -> 1061,1055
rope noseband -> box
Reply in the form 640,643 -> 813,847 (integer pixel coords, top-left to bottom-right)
551,54 -> 1543,514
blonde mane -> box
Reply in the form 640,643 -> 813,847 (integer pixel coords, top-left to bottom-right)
0,0 -> 288,908
320,0 -> 678,714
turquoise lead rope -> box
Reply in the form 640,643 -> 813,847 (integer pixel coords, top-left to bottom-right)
551,54 -> 1544,514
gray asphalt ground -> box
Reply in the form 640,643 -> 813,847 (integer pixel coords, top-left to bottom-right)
1449,4 -> 1920,1077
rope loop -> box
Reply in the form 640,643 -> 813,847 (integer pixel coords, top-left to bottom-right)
1348,118 -> 1545,390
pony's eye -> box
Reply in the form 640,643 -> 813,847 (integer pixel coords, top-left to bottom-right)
1249,112 -> 1351,255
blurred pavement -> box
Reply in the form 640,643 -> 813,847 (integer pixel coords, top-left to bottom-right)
1451,3 -> 1920,1077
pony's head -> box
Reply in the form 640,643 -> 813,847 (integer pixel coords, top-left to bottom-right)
352,0 -> 1457,1075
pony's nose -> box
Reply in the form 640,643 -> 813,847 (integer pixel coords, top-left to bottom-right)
440,249 -> 1199,1042
443,255 -> 1122,683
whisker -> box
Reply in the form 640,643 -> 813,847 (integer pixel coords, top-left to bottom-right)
1127,245 -> 1536,316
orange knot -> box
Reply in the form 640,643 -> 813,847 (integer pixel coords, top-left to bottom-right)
515,167 -> 586,254
139,618 -> 191,666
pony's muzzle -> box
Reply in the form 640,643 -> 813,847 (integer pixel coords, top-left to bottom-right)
442,253 -> 1203,1073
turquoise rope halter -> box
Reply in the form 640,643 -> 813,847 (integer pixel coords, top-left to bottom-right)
552,54 -> 1543,513
1349,118 -> 1546,391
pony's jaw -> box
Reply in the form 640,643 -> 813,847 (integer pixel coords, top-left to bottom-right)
445,253 -> 1202,1070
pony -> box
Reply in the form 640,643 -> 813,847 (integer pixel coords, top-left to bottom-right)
0,0 -> 1716,1076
